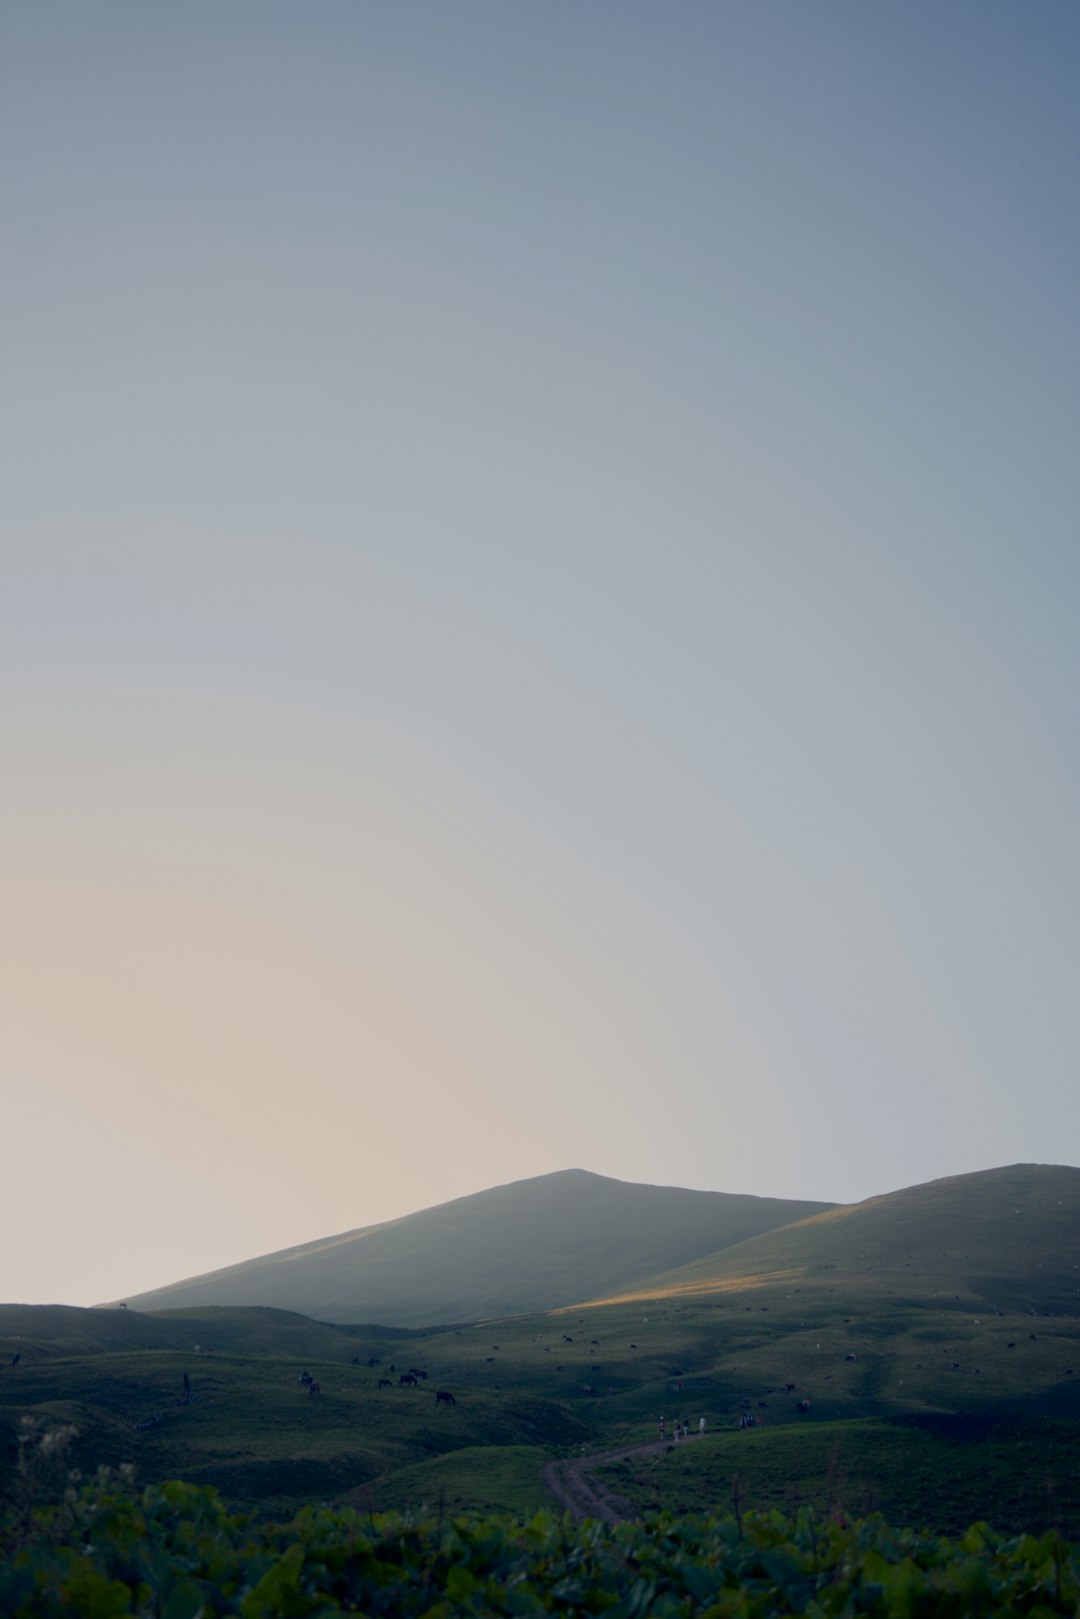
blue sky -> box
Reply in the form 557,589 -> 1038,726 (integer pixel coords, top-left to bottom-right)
3,3 -> 1079,1304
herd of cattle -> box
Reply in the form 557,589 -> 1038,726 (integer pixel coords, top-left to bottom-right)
307,1363 -> 457,1405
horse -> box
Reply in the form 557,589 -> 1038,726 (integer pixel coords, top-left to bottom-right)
308,1380 -> 321,1397
398,1372 -> 417,1386
378,1378 -> 392,1389
435,1390 -> 456,1407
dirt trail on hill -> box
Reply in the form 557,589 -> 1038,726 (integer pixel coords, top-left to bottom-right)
544,1433 -> 710,1525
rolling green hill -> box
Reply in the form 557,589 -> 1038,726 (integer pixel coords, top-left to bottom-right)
581,1163 -> 1080,1316
114,1169 -> 835,1327
4,1163 -> 1079,1534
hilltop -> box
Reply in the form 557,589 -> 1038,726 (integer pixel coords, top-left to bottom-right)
114,1169 -> 834,1326
581,1163 -> 1080,1314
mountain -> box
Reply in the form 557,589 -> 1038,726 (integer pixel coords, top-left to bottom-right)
116,1169 -> 835,1326
581,1163 -> 1080,1315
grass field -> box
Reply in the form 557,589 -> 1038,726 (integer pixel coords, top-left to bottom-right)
595,1415 -> 1080,1537
3,1286 -> 1079,1528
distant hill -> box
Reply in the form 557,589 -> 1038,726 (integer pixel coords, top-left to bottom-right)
116,1169 -> 835,1326
581,1163 -> 1080,1315
0,1303 -> 408,1364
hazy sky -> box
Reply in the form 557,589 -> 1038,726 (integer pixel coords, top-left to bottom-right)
4,3 -> 1079,1308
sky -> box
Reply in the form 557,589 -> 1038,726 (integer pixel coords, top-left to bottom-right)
3,2 -> 1079,1308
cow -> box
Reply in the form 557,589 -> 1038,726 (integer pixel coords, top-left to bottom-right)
378,1378 -> 392,1389
435,1389 -> 456,1406
562,1335 -> 573,1343
298,1370 -> 313,1386
796,1400 -> 810,1413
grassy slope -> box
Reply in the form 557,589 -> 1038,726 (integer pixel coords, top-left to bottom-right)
582,1164 -> 1080,1316
596,1417 -> 1080,1538
116,1169 -> 834,1326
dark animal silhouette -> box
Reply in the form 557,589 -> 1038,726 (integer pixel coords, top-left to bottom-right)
378,1378 -> 392,1389
298,1370 -> 312,1386
365,1357 -> 380,1367
563,1335 -> 573,1343
398,1372 -> 417,1386
485,1356 -> 495,1363
308,1379 -> 321,1397
796,1399 -> 810,1413
351,1356 -> 360,1365
581,1384 -> 596,1394
435,1389 -> 456,1406
10,1354 -> 21,1367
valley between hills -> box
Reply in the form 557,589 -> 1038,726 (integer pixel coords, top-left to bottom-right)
3,1162 -> 1080,1535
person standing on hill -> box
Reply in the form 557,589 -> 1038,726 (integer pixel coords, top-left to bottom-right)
699,1416 -> 706,1436
658,1416 -> 665,1441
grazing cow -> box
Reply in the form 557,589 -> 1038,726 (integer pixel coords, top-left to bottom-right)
845,1354 -> 856,1361
785,1382 -> 796,1391
950,1362 -> 960,1370
796,1400 -> 810,1413
399,1373 -> 417,1387
486,1356 -> 495,1363
378,1378 -> 392,1389
581,1385 -> 596,1395
629,1343 -> 637,1350
591,1340 -> 599,1346
308,1380 -> 321,1397
435,1389 -> 456,1407
563,1335 -> 573,1343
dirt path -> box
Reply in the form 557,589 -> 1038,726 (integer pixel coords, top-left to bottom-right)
544,1432 -> 709,1525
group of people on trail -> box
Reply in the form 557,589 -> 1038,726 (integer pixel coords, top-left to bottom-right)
738,1411 -> 759,1429
659,1416 -> 707,1443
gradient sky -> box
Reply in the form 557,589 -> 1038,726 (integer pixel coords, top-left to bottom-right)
4,2 -> 1079,1308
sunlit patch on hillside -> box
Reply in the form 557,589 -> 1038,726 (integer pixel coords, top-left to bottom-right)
569,1267 -> 806,1310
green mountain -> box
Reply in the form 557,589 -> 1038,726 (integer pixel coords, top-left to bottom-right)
584,1162 -> 1080,1315
115,1169 -> 835,1326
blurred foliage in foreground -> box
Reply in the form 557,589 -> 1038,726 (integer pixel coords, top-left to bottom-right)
4,1461 -> 1080,1619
